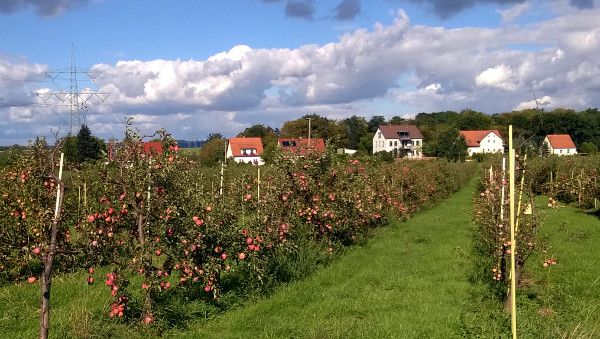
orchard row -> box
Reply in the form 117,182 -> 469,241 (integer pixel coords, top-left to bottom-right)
0,132 -> 475,325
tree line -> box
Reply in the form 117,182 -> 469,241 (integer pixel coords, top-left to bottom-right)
196,108 -> 600,165
3,108 -> 598,167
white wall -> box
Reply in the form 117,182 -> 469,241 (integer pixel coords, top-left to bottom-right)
467,132 -> 504,156
372,129 -> 422,158
543,137 -> 577,156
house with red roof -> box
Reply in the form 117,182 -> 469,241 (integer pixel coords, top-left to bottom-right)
226,137 -> 264,165
459,130 -> 504,156
372,125 -> 423,158
543,134 -> 577,156
278,138 -> 326,155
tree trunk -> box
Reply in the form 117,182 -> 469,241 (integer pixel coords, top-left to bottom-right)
504,264 -> 522,311
40,184 -> 64,339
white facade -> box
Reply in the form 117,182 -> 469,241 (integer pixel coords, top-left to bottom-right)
465,132 -> 504,156
543,137 -> 577,156
226,144 -> 265,165
372,129 -> 423,158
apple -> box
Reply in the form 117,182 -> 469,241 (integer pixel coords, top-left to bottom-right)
238,252 -> 246,260
32,247 -> 41,254
143,314 -> 154,324
27,276 -> 37,284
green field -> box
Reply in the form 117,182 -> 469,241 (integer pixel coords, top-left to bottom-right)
1,180 -> 599,338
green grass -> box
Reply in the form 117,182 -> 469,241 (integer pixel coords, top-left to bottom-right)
2,181 -> 599,338
167,180 -> 479,338
463,197 -> 600,339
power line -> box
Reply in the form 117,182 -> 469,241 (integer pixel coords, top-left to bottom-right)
36,47 -> 110,134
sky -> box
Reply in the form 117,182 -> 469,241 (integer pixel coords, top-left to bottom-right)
0,0 -> 599,145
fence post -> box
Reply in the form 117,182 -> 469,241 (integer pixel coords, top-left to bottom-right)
509,125 -> 518,339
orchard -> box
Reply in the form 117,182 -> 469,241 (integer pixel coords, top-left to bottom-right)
0,127 -> 475,337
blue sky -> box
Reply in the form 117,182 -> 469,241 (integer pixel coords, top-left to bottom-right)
1,0 -> 599,144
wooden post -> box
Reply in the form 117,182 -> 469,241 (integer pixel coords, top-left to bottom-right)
515,154 -> 527,234
219,162 -> 224,196
509,126 -> 518,339
501,158 -> 506,222
40,153 -> 65,339
83,182 -> 87,210
78,185 -> 81,218
257,167 -> 261,203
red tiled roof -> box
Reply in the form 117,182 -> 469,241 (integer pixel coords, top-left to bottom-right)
228,137 -> 264,157
459,130 -> 502,147
278,138 -> 326,154
546,134 -> 576,149
378,125 -> 423,139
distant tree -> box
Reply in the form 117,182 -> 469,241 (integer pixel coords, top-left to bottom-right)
358,135 -> 373,153
580,141 -> 598,155
339,115 -> 369,150
389,116 -> 405,125
367,115 -> 386,132
436,128 -> 468,162
237,124 -> 278,147
198,137 -> 226,167
77,125 -> 103,163
206,133 -> 224,141
261,141 -> 280,164
280,114 -> 343,146
456,109 -> 492,130
62,136 -> 78,163
540,142 -> 550,157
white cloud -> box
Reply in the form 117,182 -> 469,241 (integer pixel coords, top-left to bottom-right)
475,64 -> 518,91
2,7 -> 600,144
499,2 -> 530,24
513,95 -> 553,110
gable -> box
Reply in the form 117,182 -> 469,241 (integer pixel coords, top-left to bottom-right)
228,137 -> 264,157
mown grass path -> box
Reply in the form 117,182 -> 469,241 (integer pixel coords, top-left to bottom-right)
172,180 -> 479,338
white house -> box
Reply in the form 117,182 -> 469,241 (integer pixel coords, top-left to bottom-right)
459,130 -> 504,156
543,134 -> 577,156
226,137 -> 265,165
372,125 -> 423,158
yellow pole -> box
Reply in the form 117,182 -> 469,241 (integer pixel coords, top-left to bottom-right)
509,125 -> 518,339
515,154 -> 527,233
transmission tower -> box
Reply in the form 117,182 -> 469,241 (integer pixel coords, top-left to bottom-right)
35,48 -> 110,134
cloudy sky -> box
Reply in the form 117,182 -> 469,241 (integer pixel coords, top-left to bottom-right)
1,0 -> 599,144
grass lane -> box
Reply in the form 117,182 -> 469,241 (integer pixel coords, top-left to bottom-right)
171,180 -> 479,338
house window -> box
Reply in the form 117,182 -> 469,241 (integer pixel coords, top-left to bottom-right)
282,141 -> 297,147
378,132 -> 382,138
389,141 -> 392,147
415,140 -> 420,146
560,150 -> 563,154
394,141 -> 398,146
